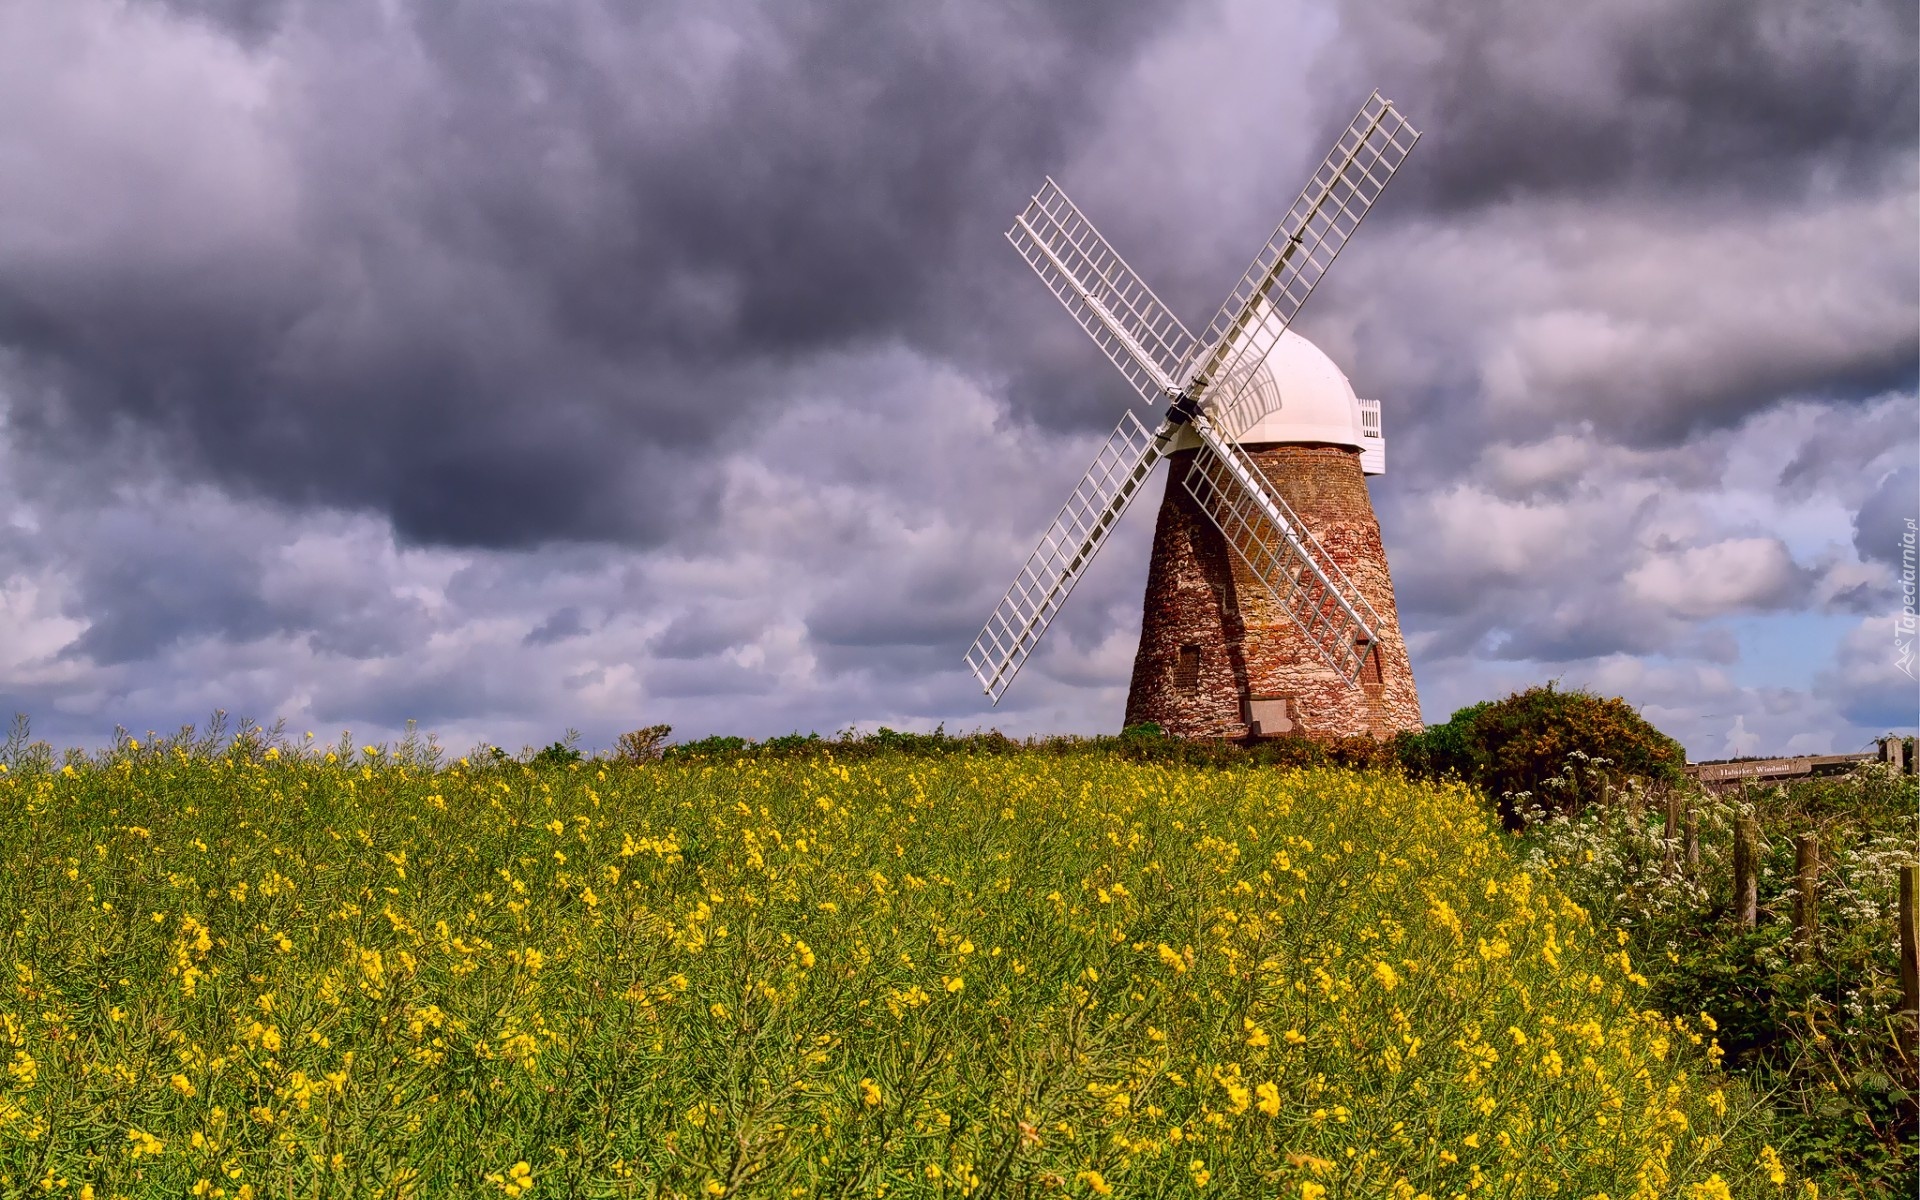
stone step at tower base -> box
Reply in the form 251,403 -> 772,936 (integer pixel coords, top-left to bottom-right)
1124,443 -> 1421,740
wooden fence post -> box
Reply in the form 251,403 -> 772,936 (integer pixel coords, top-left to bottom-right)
1792,834 -> 1818,962
1900,865 -> 1918,1039
1733,813 -> 1759,929
1684,804 -> 1700,871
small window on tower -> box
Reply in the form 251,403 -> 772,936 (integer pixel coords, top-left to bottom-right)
1357,639 -> 1384,687
1174,644 -> 1201,690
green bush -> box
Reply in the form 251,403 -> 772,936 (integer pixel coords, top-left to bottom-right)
530,741 -> 583,767
1399,685 -> 1684,825
661,734 -> 751,761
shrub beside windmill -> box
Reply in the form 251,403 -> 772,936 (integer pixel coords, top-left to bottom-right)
966,93 -> 1424,740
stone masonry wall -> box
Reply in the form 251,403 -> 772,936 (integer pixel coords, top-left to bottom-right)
1124,444 -> 1422,740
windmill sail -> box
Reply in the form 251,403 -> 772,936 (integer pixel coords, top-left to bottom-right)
1007,178 -> 1199,405
966,410 -> 1165,701
1181,413 -> 1383,685
1185,93 -> 1419,415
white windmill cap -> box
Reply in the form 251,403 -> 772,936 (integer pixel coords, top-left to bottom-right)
1234,329 -> 1367,451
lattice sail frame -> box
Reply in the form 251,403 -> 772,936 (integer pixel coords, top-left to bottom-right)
1182,93 -> 1419,421
1006,179 -> 1198,405
965,411 -> 1165,702
967,92 -> 1419,702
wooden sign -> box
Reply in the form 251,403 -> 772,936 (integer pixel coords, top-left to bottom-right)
1685,752 -> 1879,785
1690,757 -> 1814,782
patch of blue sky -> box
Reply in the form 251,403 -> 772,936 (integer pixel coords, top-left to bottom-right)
1716,612 -> 1856,690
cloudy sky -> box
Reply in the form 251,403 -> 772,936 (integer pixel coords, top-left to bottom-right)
2,0 -> 1915,758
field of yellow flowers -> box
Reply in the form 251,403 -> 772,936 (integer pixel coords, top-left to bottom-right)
2,737 -> 1789,1198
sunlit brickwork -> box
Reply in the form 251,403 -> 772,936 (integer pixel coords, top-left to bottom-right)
1125,444 -> 1421,740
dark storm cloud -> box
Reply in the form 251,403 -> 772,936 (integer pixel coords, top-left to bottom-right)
1853,466 -> 1918,570
62,512 -> 280,665
152,0 -> 291,43
1324,0 -> 1917,210
1781,405 -> 1920,497
41,494 -> 441,665
523,606 -> 588,647
311,659 -> 526,730
0,0 -> 1188,549
650,609 -> 768,661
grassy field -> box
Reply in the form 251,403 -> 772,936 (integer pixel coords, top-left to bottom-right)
2,735 -> 1790,1198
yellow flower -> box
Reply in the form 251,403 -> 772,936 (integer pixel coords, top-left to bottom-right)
126,1128 -> 165,1158
487,1161 -> 534,1197
1373,961 -> 1399,991
859,1078 -> 883,1107
1224,1082 -> 1250,1115
1244,1018 -> 1271,1048
1077,1170 -> 1113,1196
1759,1145 -> 1787,1186
1302,1185 -> 1328,1200
169,1073 -> 195,1097
1189,1160 -> 1211,1189
1256,1081 -> 1281,1117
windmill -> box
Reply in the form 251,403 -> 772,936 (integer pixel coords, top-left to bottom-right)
965,92 -> 1424,739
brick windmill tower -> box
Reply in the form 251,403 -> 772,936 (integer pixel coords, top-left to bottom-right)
1125,330 -> 1420,739
965,94 -> 1424,740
